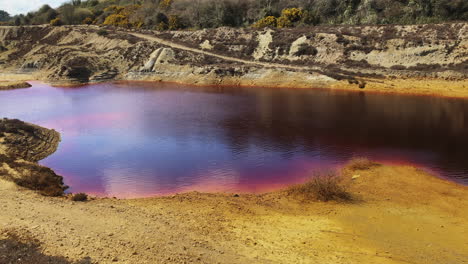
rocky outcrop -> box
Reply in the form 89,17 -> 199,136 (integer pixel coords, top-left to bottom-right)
159,24 -> 468,75
0,118 -> 66,196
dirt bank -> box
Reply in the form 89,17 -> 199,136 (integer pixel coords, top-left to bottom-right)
1,162 -> 467,264
0,24 -> 467,97
0,81 -> 31,90
0,118 -> 67,196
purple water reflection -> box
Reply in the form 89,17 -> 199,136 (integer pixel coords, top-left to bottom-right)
1,81 -> 467,198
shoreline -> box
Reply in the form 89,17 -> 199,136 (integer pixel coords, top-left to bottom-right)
2,80 -> 468,199
1,162 -> 467,263
0,80 -> 32,90
118,77 -> 468,100
3,74 -> 468,99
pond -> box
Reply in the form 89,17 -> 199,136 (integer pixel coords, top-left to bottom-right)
1,81 -> 467,197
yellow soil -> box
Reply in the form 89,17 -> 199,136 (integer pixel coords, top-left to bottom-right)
4,70 -> 468,98
1,164 -> 467,264
333,78 -> 468,98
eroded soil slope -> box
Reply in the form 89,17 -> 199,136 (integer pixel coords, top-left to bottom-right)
0,24 -> 467,95
0,118 -> 66,196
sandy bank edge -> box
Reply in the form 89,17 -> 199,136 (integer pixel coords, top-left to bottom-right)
1,162 -> 467,264
2,70 -> 468,99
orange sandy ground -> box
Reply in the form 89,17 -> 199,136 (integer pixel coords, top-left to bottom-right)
1,163 -> 467,264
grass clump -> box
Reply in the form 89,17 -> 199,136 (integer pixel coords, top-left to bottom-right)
288,172 -> 352,202
347,157 -> 378,171
10,164 -> 67,197
71,193 -> 88,202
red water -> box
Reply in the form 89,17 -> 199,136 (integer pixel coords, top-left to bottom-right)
1,81 -> 466,198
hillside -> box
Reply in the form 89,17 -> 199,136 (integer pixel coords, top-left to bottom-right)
0,23 -> 467,96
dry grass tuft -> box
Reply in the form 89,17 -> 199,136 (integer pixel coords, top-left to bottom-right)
71,193 -> 88,202
11,167 -> 66,197
287,172 -> 352,202
346,157 -> 379,171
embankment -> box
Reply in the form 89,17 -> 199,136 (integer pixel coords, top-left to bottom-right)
0,24 -> 467,96
0,81 -> 31,90
0,118 -> 66,196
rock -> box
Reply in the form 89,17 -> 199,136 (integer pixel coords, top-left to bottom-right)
358,81 -> 367,89
20,61 -> 41,71
200,40 -> 214,50
90,69 -> 119,82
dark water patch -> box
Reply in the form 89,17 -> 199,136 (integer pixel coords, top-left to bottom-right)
1,81 -> 467,198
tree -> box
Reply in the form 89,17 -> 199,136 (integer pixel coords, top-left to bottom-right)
0,10 -> 10,22
168,15 -> 182,30
71,0 -> 82,6
38,4 -> 52,14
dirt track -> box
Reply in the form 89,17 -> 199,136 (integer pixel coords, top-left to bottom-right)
129,32 -> 324,72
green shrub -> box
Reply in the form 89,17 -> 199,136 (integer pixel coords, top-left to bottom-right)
168,15 -> 182,30
103,14 -> 129,27
252,16 -> 277,28
50,17 -> 62,26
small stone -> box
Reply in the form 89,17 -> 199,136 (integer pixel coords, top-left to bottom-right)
352,175 -> 361,180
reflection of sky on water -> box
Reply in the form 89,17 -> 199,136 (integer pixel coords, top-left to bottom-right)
1,81 -> 467,198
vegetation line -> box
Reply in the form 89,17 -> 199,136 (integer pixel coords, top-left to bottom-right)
0,0 -> 466,29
